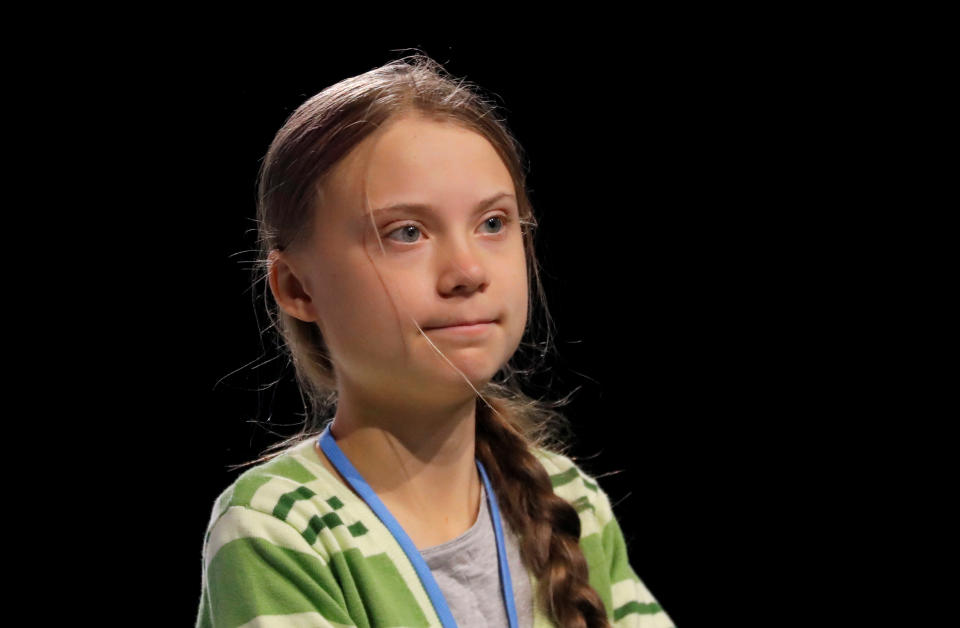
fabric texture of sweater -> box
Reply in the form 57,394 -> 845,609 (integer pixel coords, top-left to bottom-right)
195,436 -> 674,628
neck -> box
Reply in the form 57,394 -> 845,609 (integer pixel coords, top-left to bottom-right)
326,387 -> 482,539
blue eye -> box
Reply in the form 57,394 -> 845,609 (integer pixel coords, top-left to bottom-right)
386,224 -> 422,243
482,216 -> 506,233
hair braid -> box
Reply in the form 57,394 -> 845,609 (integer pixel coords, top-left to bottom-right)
476,396 -> 611,628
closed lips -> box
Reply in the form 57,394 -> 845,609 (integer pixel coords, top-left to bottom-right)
424,319 -> 496,329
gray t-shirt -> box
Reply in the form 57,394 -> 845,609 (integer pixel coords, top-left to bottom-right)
419,481 -> 534,628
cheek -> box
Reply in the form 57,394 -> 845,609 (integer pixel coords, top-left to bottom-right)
510,243 -> 530,311
501,248 -> 530,341
312,255 -> 395,352
514,282 -> 530,343
332,257 -> 429,346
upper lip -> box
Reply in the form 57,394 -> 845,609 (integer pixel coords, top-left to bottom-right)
423,318 -> 497,330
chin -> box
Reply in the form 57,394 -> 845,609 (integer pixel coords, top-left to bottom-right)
433,362 -> 497,391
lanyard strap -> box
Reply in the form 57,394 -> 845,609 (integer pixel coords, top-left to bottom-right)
318,424 -> 519,628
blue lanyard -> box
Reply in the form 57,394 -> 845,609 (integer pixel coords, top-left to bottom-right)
318,424 -> 519,628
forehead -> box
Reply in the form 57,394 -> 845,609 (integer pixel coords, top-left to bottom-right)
320,114 -> 514,221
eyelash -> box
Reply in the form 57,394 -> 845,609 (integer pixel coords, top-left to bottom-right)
382,213 -> 513,245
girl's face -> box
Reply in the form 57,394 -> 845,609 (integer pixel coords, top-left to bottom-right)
287,113 -> 529,405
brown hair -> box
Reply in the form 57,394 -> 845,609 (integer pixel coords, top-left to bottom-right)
243,53 -> 611,627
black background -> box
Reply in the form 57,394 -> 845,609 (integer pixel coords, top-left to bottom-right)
70,30 -> 841,626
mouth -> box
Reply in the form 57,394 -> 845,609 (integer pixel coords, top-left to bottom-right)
422,319 -> 498,331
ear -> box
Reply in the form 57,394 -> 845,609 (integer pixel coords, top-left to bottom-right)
267,249 -> 320,324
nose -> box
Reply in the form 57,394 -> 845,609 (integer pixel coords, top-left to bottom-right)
437,233 -> 488,296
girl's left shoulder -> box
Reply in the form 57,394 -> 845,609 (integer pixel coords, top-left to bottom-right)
529,447 -> 617,530
530,447 -> 676,627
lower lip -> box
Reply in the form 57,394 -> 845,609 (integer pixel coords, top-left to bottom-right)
424,322 -> 496,336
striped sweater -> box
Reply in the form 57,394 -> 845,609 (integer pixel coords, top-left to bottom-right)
196,437 -> 674,628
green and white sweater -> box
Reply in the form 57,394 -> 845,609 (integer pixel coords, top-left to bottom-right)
195,437 -> 674,628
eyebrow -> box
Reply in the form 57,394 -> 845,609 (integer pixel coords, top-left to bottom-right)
366,191 -> 516,218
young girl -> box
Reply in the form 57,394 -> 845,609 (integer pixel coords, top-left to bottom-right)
196,54 -> 674,628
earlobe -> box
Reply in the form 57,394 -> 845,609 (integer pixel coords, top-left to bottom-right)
268,250 -> 318,323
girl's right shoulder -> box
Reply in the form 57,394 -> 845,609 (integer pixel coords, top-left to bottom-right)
197,438 -> 364,628
201,437 -> 364,561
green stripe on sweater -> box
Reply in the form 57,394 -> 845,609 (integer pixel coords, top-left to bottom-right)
338,549 -> 433,627
602,512 -> 637,584
549,464 -> 599,493
573,495 -> 596,514
550,466 -> 580,488
273,485 -> 317,520
233,456 -> 316,510
614,600 -> 663,619
206,536 -> 353,628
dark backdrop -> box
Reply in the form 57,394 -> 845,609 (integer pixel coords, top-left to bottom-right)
95,34 -> 816,627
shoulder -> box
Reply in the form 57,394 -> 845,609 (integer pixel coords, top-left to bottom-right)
205,438 -> 325,523
530,446 -> 617,529
530,448 -> 673,625
201,437 -> 356,563
198,440 -> 366,628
